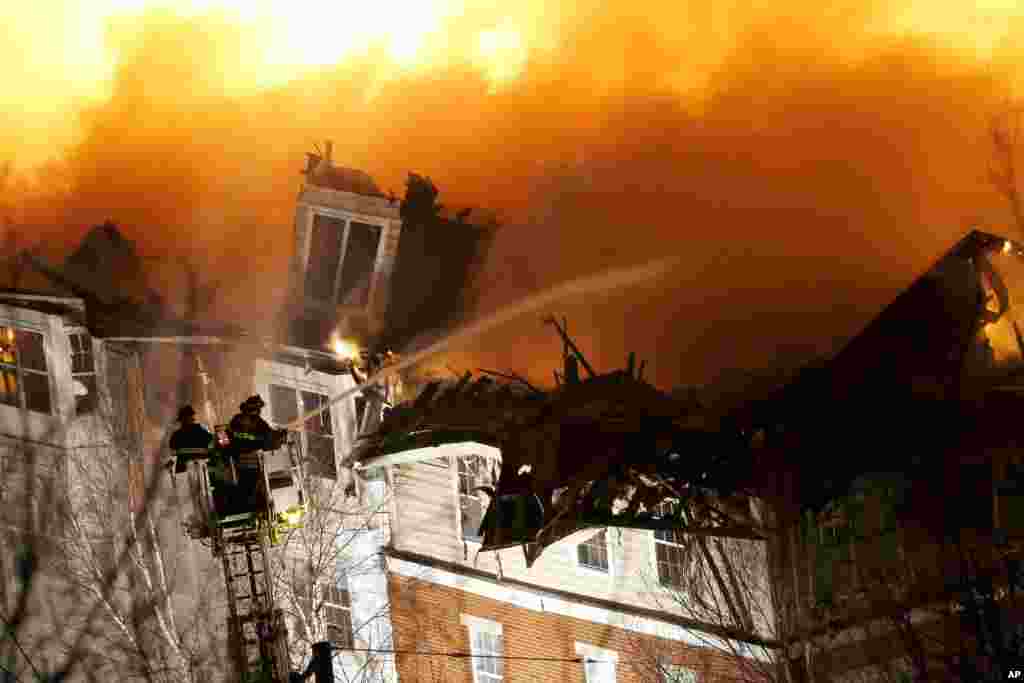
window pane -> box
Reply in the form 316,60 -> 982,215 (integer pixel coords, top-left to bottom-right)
462,496 -> 484,541
70,333 -> 95,373
305,214 -> 346,302
269,472 -> 293,490
269,384 -> 299,425
656,542 -> 686,588
302,392 -> 332,435
0,369 -> 17,407
23,372 -> 50,414
74,375 -> 98,415
325,605 -> 353,648
16,330 -> 46,372
337,221 -> 381,307
578,530 -> 609,571
307,433 -> 336,479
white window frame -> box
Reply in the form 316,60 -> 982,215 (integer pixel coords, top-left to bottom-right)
575,642 -> 618,683
0,322 -> 53,416
301,207 -> 389,312
452,449 -> 501,547
461,614 -> 503,683
575,527 -> 613,578
268,383 -> 337,479
648,499 -> 689,588
67,329 -> 98,416
320,575 -> 354,649
255,360 -> 352,483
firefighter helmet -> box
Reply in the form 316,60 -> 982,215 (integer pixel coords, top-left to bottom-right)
240,395 -> 265,414
177,405 -> 196,422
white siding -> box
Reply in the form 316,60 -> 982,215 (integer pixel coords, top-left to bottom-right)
389,455 -> 686,615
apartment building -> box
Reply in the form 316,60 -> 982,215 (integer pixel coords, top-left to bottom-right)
374,445 -> 775,683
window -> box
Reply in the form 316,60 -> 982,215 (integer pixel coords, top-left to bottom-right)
458,455 -> 498,542
577,529 -> 610,573
461,614 -> 503,682
69,332 -> 97,415
659,661 -> 698,683
269,384 -> 336,479
653,502 -> 687,588
322,578 -> 353,648
304,213 -> 383,308
0,326 -> 51,414
575,643 -> 617,683
268,471 -> 294,490
298,573 -> 353,649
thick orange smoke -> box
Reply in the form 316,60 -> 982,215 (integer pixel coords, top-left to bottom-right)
2,0 -> 1024,391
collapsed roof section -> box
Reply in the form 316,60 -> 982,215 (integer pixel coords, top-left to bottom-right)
352,319 -> 763,567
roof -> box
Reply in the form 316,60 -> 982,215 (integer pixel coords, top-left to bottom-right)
307,164 -> 386,198
0,290 -> 86,319
738,229 -> 1024,510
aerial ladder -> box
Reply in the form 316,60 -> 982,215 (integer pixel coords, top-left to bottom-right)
177,359 -> 306,683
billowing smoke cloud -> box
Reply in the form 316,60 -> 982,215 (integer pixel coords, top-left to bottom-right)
3,2 -> 1023,390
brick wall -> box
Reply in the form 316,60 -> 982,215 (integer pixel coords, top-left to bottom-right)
388,575 -> 758,683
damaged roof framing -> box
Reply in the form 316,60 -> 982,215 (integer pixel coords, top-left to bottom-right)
352,318 -> 766,567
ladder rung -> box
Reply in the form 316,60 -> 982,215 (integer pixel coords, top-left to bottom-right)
234,593 -> 265,602
232,571 -> 263,579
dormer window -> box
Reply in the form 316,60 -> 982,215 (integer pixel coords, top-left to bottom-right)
303,212 -> 383,309
0,326 -> 51,414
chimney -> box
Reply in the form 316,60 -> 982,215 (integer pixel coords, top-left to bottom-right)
314,140 -> 334,176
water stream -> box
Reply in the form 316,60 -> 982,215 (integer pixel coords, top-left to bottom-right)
284,256 -> 680,430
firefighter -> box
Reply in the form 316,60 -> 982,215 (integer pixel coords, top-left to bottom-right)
168,406 -> 213,474
227,395 -> 285,514
229,395 -> 286,454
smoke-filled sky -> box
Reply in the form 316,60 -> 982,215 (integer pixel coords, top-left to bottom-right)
3,0 -> 1024,391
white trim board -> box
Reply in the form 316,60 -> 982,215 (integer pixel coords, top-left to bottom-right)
387,556 -> 774,662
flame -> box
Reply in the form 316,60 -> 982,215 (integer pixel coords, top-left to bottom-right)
476,20 -> 527,90
72,1 -> 544,93
332,336 -> 361,361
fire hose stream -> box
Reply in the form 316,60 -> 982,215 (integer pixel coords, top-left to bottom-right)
283,256 -> 680,431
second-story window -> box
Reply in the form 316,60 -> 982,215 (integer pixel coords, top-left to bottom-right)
458,455 -> 497,542
322,578 -> 353,649
461,615 -> 503,683
69,332 -> 97,415
304,213 -> 383,309
654,501 -> 687,588
0,326 -> 51,414
577,529 -> 610,573
269,384 -> 336,479
297,572 -> 353,649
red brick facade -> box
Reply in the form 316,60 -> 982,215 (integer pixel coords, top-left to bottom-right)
388,575 -> 758,683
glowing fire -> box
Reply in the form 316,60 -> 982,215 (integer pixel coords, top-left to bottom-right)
83,1 -> 536,90
332,337 -> 361,361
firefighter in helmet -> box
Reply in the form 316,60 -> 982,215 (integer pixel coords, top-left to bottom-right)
229,395 -> 286,454
168,405 -> 213,474
226,395 -> 285,514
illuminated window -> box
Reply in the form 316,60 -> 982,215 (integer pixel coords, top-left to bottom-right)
69,332 -> 97,415
458,455 -> 497,542
654,501 -> 687,588
0,326 -> 51,414
577,529 -> 610,573
304,213 -> 383,308
461,614 -> 503,683
269,384 -> 336,479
